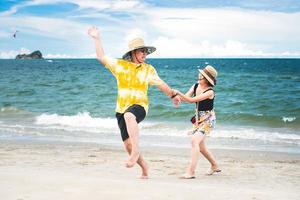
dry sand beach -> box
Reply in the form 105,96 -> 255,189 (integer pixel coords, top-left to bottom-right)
0,140 -> 299,200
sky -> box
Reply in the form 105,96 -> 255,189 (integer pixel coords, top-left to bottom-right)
1,0 -> 300,58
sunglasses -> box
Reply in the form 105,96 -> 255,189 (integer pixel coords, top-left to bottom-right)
137,48 -> 148,54
198,75 -> 205,80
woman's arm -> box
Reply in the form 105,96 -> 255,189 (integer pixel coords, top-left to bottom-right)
178,85 -> 195,103
175,89 -> 214,103
185,84 -> 195,97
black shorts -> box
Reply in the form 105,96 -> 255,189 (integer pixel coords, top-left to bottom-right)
115,104 -> 146,141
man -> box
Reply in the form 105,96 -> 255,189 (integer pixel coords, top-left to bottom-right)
88,26 -> 180,178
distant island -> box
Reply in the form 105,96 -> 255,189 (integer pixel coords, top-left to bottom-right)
15,50 -> 43,59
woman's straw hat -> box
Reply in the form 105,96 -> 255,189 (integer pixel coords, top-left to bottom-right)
198,65 -> 218,86
122,38 -> 156,60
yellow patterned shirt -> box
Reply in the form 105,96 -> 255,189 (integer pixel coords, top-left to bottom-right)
104,57 -> 163,114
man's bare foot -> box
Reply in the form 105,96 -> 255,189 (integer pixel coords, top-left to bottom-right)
125,152 -> 140,168
140,162 -> 149,179
140,175 -> 148,179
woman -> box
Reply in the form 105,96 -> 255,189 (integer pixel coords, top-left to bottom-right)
174,65 -> 221,179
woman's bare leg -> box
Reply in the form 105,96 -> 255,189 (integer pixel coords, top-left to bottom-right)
186,134 -> 204,176
199,136 -> 219,170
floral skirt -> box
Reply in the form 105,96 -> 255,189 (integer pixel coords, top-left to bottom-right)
190,110 -> 216,136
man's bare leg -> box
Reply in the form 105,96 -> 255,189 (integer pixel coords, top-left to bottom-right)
124,140 -> 148,174
123,139 -> 148,178
123,112 -> 140,167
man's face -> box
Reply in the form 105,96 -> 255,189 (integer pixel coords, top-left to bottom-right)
133,48 -> 147,63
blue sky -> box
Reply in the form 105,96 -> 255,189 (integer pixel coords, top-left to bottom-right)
1,0 -> 300,58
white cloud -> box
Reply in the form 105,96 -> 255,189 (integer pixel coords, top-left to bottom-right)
44,53 -> 77,59
0,15 -> 89,41
1,2 -> 300,58
0,50 -> 19,59
152,37 -> 262,57
0,48 -> 31,59
26,0 -> 145,11
45,53 -> 96,58
152,37 -> 300,57
209,40 -> 266,57
0,7 -> 18,17
280,51 -> 300,56
0,49 -> 96,59
70,0 -> 145,10
124,28 -> 147,42
0,30 -> 11,38
111,0 -> 141,10
146,8 -> 300,44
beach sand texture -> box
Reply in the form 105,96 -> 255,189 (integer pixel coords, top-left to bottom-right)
0,141 -> 299,200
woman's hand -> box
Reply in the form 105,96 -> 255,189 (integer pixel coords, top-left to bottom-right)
172,89 -> 181,96
88,26 -> 100,39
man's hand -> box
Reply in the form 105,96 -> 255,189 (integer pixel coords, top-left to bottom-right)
172,95 -> 181,108
88,26 -> 100,39
88,26 -> 106,65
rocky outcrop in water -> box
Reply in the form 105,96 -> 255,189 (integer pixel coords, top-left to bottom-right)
15,50 -> 43,59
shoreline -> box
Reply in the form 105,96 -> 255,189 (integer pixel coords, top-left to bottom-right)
1,140 -> 300,200
1,137 -> 299,155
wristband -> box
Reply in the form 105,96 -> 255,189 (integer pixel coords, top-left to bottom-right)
171,91 -> 178,99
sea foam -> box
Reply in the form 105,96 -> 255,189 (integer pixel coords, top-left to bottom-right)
35,112 -> 117,129
282,117 -> 296,123
33,112 -> 300,143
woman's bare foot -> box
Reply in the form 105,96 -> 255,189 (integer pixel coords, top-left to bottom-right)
206,165 -> 221,175
180,168 -> 195,179
180,173 -> 196,179
125,152 -> 140,168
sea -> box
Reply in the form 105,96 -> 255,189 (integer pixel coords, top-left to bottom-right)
0,58 -> 299,153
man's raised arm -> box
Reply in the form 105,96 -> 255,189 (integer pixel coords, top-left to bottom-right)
88,26 -> 108,66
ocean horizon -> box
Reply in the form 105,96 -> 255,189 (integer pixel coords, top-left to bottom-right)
1,58 -> 299,153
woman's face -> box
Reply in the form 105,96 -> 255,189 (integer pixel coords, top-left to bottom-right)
198,74 -> 205,84
199,74 -> 210,87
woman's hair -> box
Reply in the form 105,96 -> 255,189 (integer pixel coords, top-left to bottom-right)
210,79 -> 217,87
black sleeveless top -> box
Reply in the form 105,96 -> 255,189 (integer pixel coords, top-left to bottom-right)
193,83 -> 214,111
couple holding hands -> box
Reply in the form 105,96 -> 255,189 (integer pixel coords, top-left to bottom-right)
88,26 -> 221,179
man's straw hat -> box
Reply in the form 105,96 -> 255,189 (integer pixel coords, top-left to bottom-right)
122,38 -> 156,60
198,65 -> 218,86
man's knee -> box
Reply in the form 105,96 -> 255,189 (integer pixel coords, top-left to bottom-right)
124,139 -> 132,151
199,147 -> 205,153
124,112 -> 136,123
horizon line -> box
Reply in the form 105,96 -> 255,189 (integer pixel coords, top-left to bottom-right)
1,57 -> 300,60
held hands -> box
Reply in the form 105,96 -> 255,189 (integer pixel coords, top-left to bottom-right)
172,95 -> 181,108
88,26 -> 100,39
172,89 -> 180,96
171,89 -> 181,108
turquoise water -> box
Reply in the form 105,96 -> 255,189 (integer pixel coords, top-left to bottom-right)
0,59 -> 299,153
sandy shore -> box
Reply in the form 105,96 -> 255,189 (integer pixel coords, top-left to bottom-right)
0,140 -> 299,200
